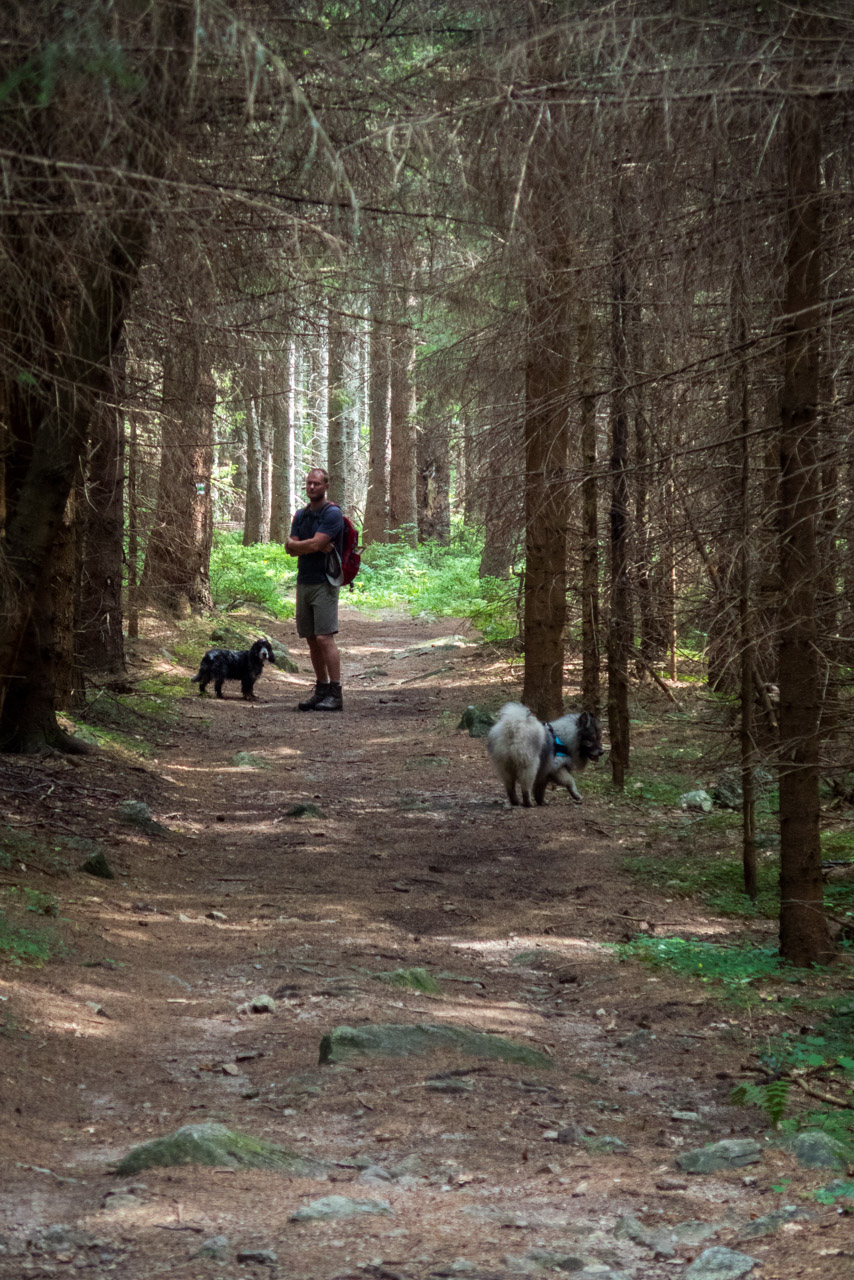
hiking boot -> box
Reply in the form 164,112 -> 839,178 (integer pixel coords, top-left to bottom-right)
315,681 -> 343,712
297,682 -> 330,711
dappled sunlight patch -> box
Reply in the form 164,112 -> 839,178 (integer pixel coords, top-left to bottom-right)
445,935 -> 612,959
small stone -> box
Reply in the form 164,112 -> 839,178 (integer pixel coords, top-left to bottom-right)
290,1195 -> 393,1222
194,1235 -> 229,1260
736,1206 -> 812,1240
78,851 -> 115,880
115,800 -> 168,835
655,1178 -> 688,1191
236,1248 -> 277,1265
671,1111 -> 701,1122
784,1129 -> 853,1170
244,995 -> 276,1015
357,1166 -> 393,1184
206,910 -> 227,921
221,1063 -> 240,1076
684,1246 -> 757,1279
426,1077 -> 474,1094
677,1139 -> 762,1174
679,790 -> 713,813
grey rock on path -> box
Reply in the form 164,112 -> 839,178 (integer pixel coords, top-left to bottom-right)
319,1021 -> 552,1068
685,1246 -> 757,1279
676,1139 -> 762,1173
290,1195 -> 393,1222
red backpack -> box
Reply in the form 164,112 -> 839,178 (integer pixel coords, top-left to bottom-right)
324,504 -> 362,591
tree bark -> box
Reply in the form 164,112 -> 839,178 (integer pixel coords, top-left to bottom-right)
143,334 -> 216,609
242,356 -> 264,546
388,319 -> 418,546
521,251 -> 570,720
269,341 -> 296,543
363,299 -> 390,545
327,306 -> 350,510
418,413 -> 451,546
607,164 -> 632,790
78,359 -> 127,674
777,91 -> 833,965
579,292 -> 601,714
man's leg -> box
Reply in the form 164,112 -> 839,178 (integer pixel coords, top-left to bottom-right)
297,585 -> 330,711
306,635 -> 332,683
314,633 -> 342,710
311,634 -> 340,683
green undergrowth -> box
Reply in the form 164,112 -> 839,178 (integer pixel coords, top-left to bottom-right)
0,880 -> 65,966
0,823 -> 97,876
210,527 -> 517,639
623,849 -> 782,918
734,996 -> 854,1144
0,915 -> 63,966
613,936 -> 816,994
356,536 -> 516,639
209,534 -> 297,619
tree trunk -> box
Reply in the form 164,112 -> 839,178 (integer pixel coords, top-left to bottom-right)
731,267 -> 757,901
388,319 -> 418,546
126,393 -> 141,641
243,357 -> 264,546
258,358 -> 272,544
78,359 -> 127,674
327,306 -> 350,509
521,263 -> 570,721
777,91 -> 833,966
308,322 -> 328,468
363,300 -> 390,545
0,2 -> 193,752
142,335 -> 216,609
269,345 -> 295,543
53,476 -> 85,713
579,292 -> 601,714
607,165 -> 632,790
418,414 -> 451,545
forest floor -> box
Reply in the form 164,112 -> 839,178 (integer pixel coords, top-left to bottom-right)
0,607 -> 852,1280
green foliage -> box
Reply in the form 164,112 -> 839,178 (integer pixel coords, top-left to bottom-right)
209,528 -> 517,638
812,1180 -> 854,1205
612,936 -> 813,992
356,533 -> 517,639
2,887 -> 59,918
623,850 -> 780,918
0,911 -> 63,966
210,534 -> 296,618
731,1079 -> 792,1127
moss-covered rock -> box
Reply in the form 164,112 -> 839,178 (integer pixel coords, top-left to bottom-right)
373,968 -> 442,994
319,1022 -> 552,1068
457,705 -> 496,738
116,1122 -> 327,1177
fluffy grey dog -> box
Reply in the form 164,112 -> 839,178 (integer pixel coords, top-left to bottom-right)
487,702 -> 604,808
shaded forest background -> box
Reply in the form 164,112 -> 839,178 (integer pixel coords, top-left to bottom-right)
2,1 -> 854,966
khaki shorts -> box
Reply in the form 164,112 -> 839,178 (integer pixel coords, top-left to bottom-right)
296,581 -> 339,638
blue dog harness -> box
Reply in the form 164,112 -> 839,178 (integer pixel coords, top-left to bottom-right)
546,723 -> 569,758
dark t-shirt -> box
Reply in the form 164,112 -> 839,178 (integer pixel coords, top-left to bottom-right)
290,502 -> 345,585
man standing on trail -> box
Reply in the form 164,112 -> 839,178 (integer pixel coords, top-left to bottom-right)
286,468 -> 345,712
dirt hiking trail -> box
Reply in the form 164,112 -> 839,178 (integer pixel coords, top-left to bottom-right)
0,609 -> 848,1280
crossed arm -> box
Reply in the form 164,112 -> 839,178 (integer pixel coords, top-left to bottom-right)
285,531 -> 331,556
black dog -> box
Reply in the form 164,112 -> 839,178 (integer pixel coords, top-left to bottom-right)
191,638 -> 276,701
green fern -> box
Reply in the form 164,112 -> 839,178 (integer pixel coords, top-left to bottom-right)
731,1079 -> 791,1127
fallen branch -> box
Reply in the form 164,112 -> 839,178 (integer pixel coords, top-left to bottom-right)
633,653 -> 684,709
